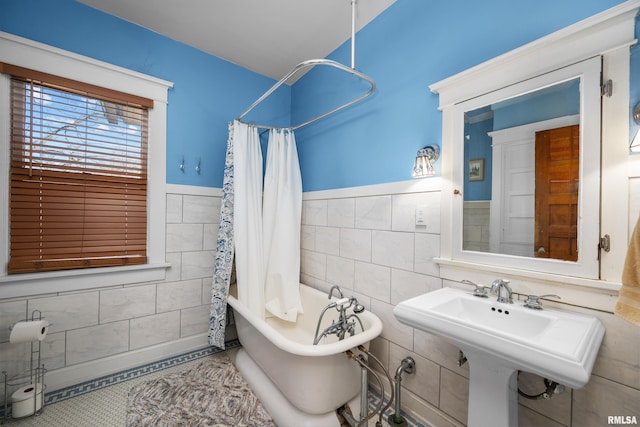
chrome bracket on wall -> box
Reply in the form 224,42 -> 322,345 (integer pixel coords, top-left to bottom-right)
599,234 -> 611,252
601,79 -> 613,97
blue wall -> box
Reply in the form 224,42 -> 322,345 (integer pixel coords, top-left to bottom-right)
294,0 -> 627,191
464,118 -> 494,202
493,80 -> 580,131
0,0 -> 289,188
1,0 -> 633,192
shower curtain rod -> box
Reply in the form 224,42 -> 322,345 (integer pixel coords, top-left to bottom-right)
235,0 -> 375,131
236,58 -> 376,131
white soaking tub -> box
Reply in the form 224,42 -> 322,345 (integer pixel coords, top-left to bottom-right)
228,282 -> 382,427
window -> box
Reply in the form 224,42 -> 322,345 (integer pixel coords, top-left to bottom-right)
4,64 -> 152,273
0,32 -> 172,298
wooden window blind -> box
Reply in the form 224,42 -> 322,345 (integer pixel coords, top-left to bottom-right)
4,64 -> 152,273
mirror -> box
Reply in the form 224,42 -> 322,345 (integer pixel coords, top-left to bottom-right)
449,56 -> 602,279
462,79 -> 581,261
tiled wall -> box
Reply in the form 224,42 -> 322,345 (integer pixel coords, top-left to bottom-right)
462,201 -> 490,253
1,182 -> 639,426
300,187 -> 640,427
0,190 -> 223,402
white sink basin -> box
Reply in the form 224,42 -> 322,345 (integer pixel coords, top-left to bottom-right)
394,287 -> 604,387
394,287 -> 605,427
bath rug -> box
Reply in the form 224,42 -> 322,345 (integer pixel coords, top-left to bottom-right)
126,355 -> 276,427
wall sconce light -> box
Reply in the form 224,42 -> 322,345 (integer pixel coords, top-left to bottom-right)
412,144 -> 440,178
631,103 -> 640,153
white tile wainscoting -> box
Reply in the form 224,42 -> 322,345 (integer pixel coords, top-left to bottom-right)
0,185 -> 229,405
1,179 -> 639,427
300,179 -> 640,427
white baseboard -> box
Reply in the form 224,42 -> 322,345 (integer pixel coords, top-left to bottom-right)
45,334 -> 209,393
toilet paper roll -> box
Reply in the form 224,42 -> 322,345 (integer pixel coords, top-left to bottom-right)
11,383 -> 43,418
9,320 -> 49,343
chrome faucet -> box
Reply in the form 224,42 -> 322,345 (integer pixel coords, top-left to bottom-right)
490,279 -> 513,304
328,284 -> 344,299
462,279 -> 489,298
313,296 -> 365,345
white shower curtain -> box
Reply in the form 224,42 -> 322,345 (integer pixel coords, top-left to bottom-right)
263,129 -> 303,321
210,120 -> 303,344
232,120 -> 265,319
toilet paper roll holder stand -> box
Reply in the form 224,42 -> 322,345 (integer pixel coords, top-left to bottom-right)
2,310 -> 48,422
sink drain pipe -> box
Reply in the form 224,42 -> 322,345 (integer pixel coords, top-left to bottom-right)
388,356 -> 416,427
517,371 -> 565,400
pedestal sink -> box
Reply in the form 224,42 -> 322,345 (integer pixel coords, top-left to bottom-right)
393,287 -> 605,427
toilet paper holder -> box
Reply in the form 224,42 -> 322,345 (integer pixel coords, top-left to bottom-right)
2,310 -> 48,421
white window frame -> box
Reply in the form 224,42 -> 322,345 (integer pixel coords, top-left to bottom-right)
0,32 -> 173,299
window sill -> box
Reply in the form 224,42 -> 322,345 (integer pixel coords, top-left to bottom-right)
0,263 -> 170,300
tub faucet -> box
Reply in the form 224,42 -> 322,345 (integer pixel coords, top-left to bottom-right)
328,285 -> 344,299
313,296 -> 365,345
491,279 -> 513,304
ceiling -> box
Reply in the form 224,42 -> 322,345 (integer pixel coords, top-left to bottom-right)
78,0 -> 396,81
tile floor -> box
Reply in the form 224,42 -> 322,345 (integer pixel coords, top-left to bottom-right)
1,343 -> 423,427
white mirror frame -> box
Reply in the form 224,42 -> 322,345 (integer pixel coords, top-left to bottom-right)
430,1 -> 639,290
451,59 -> 601,278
